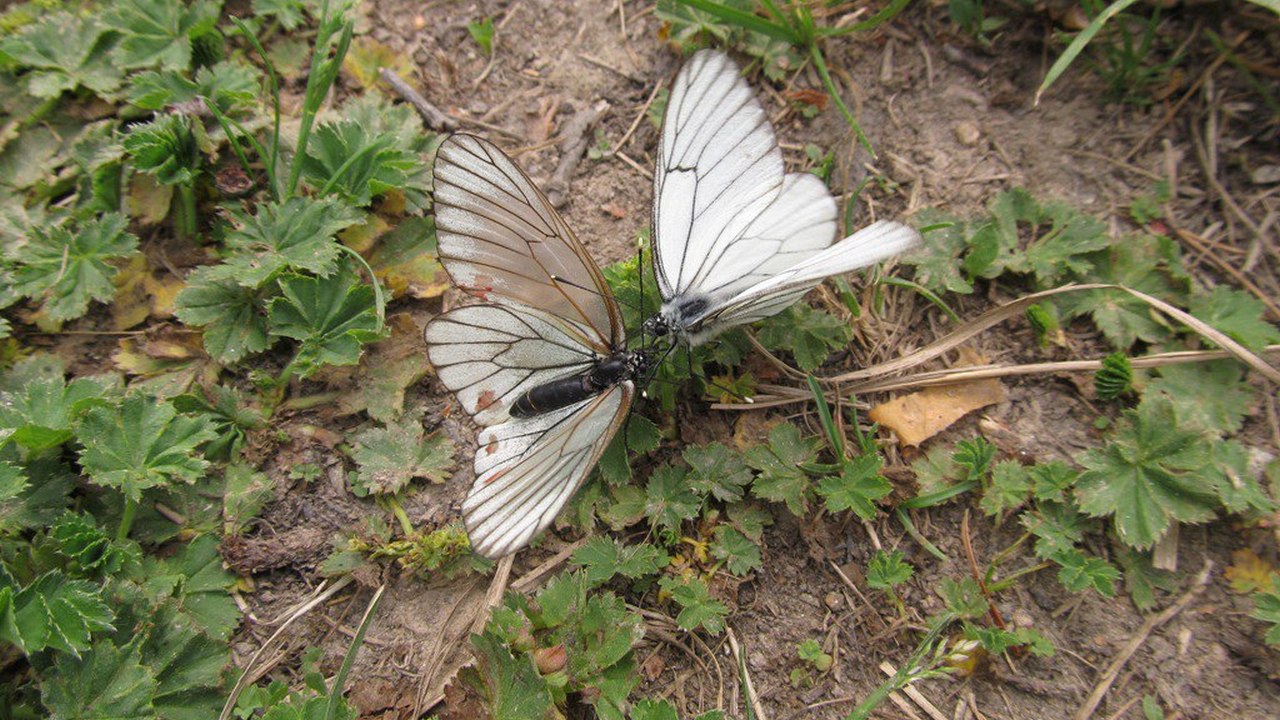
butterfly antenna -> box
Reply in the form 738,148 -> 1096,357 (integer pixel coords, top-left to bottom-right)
550,274 -> 642,312
637,242 -> 646,349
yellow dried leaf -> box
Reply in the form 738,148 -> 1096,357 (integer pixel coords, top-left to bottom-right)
340,214 -> 390,254
342,38 -> 413,91
127,172 -> 172,225
111,255 -> 152,330
869,378 -> 1008,447
144,272 -> 184,318
1225,548 -> 1277,594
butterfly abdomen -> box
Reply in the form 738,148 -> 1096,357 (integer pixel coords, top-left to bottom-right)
510,353 -> 634,418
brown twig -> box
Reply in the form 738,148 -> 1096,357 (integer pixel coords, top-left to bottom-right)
544,100 -> 609,208
379,69 -> 457,131
727,626 -> 768,720
1073,561 -> 1213,720
961,511 -> 1006,630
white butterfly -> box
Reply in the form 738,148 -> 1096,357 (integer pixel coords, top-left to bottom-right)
423,135 -> 650,558
646,49 -> 922,346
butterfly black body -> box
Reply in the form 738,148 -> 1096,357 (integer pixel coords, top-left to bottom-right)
510,350 -> 651,418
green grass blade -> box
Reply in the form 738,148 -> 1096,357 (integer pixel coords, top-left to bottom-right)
1035,0 -> 1142,104
900,480 -> 978,509
807,375 -> 844,456
810,44 -> 871,153
671,0 -> 800,44
879,276 -> 961,324
324,584 -> 386,720
822,0 -> 914,36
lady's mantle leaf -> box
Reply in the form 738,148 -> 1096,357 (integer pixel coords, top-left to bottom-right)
267,269 -> 387,377
349,417 -> 455,496
10,213 -> 138,323
77,393 -> 217,500
173,267 -> 274,364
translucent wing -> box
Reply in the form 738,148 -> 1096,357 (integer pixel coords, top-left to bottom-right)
424,303 -> 599,427
464,384 -> 633,557
434,134 -> 623,349
683,221 -> 922,344
652,49 -> 838,304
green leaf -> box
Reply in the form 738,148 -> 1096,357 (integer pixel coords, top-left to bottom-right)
173,266 -> 274,364
659,575 -> 728,634
980,460 -> 1030,517
631,699 -> 679,720
253,0 -> 311,30
0,457 -> 76,534
572,537 -> 669,588
136,600 -> 230,720
683,442 -> 753,502
903,211 -> 974,294
171,385 -> 266,461
866,549 -> 914,590
41,638 -> 157,719
1075,396 -> 1221,549
300,118 -> 419,207
817,453 -> 890,520
1114,544 -> 1179,612
214,197 -> 363,288
1189,287 -> 1280,350
643,464 -> 699,533
598,414 -> 661,485
77,393 -> 217,501
1094,352 -> 1133,400
1055,549 -> 1120,597
221,463 -> 274,536
953,437 -> 995,482
1145,360 -> 1252,436
123,113 -> 200,186
0,374 -> 115,451
726,503 -> 773,541
1249,575 -> 1280,646
10,213 -> 138,323
51,512 -> 136,576
1021,501 -> 1086,560
0,569 -> 115,657
1208,440 -> 1276,515
710,526 -> 762,576
464,630 -> 554,720
938,576 -> 987,619
756,304 -> 852,372
1057,234 -> 1184,349
747,423 -> 822,515
467,17 -> 495,54
1029,461 -> 1078,503
141,534 -> 239,640
268,268 -> 386,378
104,0 -> 223,71
349,417 -> 455,496
0,12 -> 123,98
964,624 -> 1055,657
910,444 -> 961,497
126,61 -> 260,114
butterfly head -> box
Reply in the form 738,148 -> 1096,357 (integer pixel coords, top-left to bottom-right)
627,348 -> 655,379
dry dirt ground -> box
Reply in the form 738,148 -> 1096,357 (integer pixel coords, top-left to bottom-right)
225,2 -> 1280,719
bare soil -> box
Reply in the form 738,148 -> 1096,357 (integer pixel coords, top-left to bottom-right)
226,2 -> 1280,719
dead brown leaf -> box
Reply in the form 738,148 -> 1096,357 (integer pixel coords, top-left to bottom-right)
869,349 -> 1008,447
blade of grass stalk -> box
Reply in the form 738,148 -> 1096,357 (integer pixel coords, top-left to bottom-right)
288,2 -> 355,197
845,613 -> 955,720
899,481 -> 978,509
336,244 -> 387,331
232,18 -> 283,200
810,44 -> 871,153
808,375 -> 844,456
1035,0 -> 1142,105
672,0 -> 799,44
822,0 -> 913,36
879,276 -> 961,324
895,507 -> 948,561
324,584 -> 386,720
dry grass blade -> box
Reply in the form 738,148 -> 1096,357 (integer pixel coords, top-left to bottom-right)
219,577 -> 354,720
715,283 -> 1280,410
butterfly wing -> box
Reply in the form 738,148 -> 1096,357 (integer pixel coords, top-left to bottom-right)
652,49 -> 839,307
464,383 -> 633,557
424,303 -> 600,427
683,221 -> 922,343
434,134 -> 624,350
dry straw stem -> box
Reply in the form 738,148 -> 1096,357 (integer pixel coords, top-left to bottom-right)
714,283 -> 1280,411
726,626 -> 768,720
219,576 -> 355,720
1073,560 -> 1213,720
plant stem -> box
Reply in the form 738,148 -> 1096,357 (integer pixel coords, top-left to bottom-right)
845,613 -> 954,720
809,43 -> 871,154
176,183 -> 197,240
116,496 -> 138,542
896,507 -> 948,561
324,584 -> 386,720
386,495 -> 415,536
989,562 -> 1053,592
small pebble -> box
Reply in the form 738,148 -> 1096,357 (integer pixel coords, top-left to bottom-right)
954,121 -> 981,147
823,591 -> 842,611
1011,608 -> 1034,628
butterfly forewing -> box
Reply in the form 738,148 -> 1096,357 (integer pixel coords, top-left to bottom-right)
424,303 -> 599,427
464,384 -> 632,557
434,134 -> 623,348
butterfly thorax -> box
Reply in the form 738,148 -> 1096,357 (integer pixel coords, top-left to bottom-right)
647,294 -> 713,341
510,350 -> 646,419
